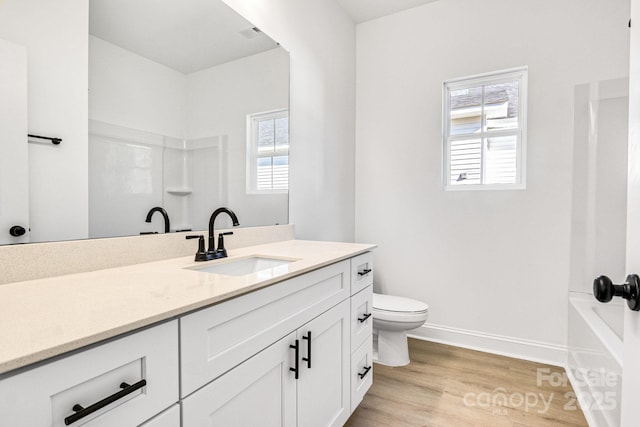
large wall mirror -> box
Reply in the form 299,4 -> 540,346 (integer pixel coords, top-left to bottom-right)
0,0 -> 289,245
88,0 -> 289,238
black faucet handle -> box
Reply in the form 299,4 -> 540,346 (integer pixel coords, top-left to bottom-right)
186,235 -> 209,262
216,232 -> 234,258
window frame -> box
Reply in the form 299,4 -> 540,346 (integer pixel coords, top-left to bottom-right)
442,67 -> 528,191
246,109 -> 290,195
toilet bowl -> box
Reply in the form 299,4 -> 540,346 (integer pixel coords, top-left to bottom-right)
372,293 -> 429,367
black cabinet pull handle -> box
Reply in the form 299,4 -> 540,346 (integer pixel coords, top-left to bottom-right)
289,340 -> 299,379
358,269 -> 372,277
358,313 -> 372,323
302,331 -> 312,369
64,379 -> 146,425
358,366 -> 372,379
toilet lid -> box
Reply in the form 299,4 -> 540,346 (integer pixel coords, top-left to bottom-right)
373,293 -> 429,313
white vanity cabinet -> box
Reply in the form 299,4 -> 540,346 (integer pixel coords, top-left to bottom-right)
180,261 -> 353,427
179,260 -> 351,397
181,254 -> 373,426
183,300 -> 350,427
0,250 -> 374,427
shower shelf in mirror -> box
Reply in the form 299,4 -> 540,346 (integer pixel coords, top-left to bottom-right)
166,187 -> 193,196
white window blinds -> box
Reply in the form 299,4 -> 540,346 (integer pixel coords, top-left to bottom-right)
247,110 -> 289,193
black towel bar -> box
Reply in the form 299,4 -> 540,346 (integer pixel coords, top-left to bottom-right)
28,134 -> 62,145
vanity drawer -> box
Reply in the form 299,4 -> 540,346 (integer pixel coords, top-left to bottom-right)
351,252 -> 373,295
351,285 -> 373,351
0,321 -> 179,427
351,340 -> 373,412
180,260 -> 350,397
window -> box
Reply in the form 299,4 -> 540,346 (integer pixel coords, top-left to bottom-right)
247,109 -> 289,193
443,67 -> 527,190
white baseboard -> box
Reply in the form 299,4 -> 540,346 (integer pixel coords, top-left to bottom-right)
408,323 -> 568,367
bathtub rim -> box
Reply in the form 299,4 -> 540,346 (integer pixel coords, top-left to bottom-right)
569,292 -> 623,367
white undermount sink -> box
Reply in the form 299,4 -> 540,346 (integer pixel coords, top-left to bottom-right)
188,256 -> 295,276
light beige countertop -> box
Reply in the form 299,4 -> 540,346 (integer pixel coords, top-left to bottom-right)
0,240 -> 375,376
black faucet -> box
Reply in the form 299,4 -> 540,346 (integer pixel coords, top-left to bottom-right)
145,207 -> 170,233
208,207 -> 239,259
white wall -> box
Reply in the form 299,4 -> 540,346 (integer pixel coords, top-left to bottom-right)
0,0 -> 88,243
89,36 -> 187,138
223,0 -> 357,242
187,48 -> 290,228
355,0 -> 629,360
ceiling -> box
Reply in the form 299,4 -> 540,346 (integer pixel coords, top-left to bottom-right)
89,0 -> 438,74
89,0 -> 279,74
334,0 -> 439,23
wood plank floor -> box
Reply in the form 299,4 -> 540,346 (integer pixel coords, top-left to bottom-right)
345,339 -> 587,427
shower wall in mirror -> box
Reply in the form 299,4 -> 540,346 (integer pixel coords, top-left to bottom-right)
88,0 -> 290,237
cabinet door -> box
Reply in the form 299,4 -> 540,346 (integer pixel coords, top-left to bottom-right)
297,300 -> 350,427
182,332 -> 297,427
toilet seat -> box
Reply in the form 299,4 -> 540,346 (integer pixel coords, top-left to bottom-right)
373,293 -> 428,323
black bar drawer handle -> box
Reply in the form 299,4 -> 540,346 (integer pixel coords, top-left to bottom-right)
302,331 -> 312,369
358,313 -> 372,323
290,340 -> 299,380
358,366 -> 372,379
64,379 -> 147,425
358,269 -> 372,277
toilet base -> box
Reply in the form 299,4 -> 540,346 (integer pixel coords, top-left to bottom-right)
373,328 -> 410,367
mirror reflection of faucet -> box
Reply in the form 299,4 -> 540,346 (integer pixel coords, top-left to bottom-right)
143,207 -> 170,234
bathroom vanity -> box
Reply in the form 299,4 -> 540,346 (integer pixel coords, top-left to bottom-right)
0,240 -> 375,426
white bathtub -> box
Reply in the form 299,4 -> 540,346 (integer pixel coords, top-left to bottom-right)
568,292 -> 623,427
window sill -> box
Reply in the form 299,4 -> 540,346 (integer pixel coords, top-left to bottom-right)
246,190 -> 289,195
443,183 -> 526,191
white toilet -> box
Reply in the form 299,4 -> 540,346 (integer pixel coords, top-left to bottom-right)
372,293 -> 429,367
